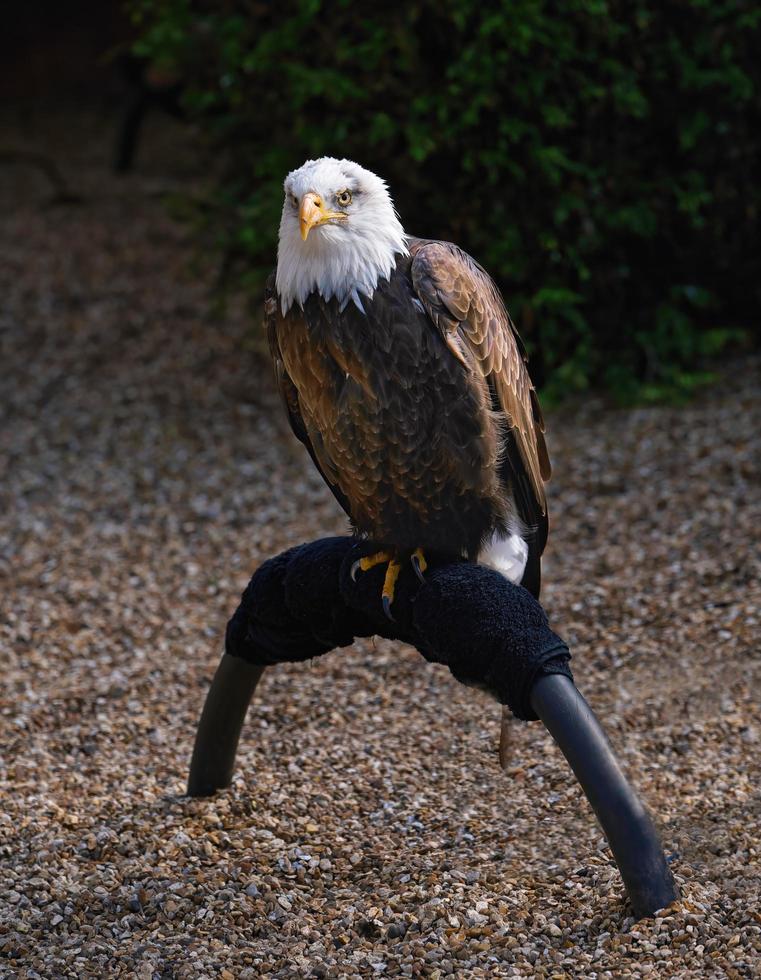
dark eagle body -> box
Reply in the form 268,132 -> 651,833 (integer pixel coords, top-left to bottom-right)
266,237 -> 551,596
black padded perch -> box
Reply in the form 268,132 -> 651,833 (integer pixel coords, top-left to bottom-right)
188,537 -> 678,918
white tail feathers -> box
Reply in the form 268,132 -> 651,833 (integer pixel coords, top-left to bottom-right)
478,530 -> 529,584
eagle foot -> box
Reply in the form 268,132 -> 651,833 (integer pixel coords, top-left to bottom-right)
350,548 -> 429,621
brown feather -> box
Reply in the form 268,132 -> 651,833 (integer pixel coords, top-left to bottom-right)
409,240 -> 550,514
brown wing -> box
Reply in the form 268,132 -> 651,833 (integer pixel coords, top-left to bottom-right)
410,240 -> 551,530
264,272 -> 353,518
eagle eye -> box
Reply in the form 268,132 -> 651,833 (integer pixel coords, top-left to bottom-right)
336,189 -> 352,207
288,193 -> 298,208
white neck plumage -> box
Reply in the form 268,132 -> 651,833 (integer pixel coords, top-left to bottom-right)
276,206 -> 408,316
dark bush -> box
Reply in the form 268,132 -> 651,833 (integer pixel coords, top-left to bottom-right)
130,0 -> 759,400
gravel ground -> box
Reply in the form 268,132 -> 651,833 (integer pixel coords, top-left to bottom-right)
1,108 -> 759,978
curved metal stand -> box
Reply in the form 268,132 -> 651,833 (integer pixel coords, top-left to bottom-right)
530,673 -> 678,917
187,655 -> 678,917
187,656 -> 265,797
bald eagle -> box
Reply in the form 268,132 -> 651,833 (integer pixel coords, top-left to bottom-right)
266,157 -> 550,620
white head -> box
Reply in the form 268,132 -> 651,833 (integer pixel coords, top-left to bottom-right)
276,157 -> 408,315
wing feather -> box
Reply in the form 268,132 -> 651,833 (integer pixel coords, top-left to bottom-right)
410,240 -> 550,530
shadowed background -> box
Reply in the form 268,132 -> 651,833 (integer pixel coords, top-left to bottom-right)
3,1 -> 758,398
126,0 -> 759,399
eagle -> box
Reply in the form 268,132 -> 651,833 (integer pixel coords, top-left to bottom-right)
265,157 -> 551,624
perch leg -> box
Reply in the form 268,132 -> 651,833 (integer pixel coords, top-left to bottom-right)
187,655 -> 265,797
530,673 -> 679,918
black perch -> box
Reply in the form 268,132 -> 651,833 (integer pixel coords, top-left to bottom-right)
187,537 -> 678,919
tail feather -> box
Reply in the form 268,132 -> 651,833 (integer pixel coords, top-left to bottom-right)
478,530 -> 529,584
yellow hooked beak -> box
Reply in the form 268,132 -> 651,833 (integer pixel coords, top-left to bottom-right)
299,191 -> 346,241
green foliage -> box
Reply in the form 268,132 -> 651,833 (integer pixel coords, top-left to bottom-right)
130,0 -> 759,398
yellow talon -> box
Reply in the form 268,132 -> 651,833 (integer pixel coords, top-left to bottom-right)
411,548 -> 427,582
381,560 -> 402,620
350,550 -> 393,582
359,550 -> 393,573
